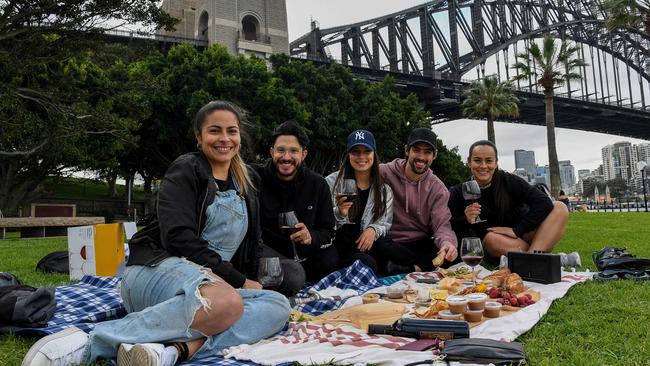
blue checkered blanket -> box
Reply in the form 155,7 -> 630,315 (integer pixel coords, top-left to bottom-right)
16,261 -> 383,365
293,260 -> 382,315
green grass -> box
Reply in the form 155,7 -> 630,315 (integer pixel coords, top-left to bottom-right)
1,212 -> 650,365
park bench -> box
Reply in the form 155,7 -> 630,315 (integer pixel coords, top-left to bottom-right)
0,217 -> 105,240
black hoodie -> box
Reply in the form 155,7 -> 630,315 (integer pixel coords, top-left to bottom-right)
127,152 -> 262,288
254,160 -> 335,258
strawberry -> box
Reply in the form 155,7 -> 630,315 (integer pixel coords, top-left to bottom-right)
524,294 -> 532,301
510,297 -> 518,306
528,300 -> 536,305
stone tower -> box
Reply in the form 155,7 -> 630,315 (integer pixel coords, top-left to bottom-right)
160,0 -> 289,58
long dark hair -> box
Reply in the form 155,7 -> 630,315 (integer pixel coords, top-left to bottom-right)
334,151 -> 387,222
468,140 -> 512,224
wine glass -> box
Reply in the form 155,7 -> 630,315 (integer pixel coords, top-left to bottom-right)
335,179 -> 358,224
278,211 -> 305,262
258,257 -> 283,288
460,237 -> 484,286
461,180 -> 486,223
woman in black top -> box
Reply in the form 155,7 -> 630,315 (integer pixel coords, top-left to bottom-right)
448,140 -> 568,260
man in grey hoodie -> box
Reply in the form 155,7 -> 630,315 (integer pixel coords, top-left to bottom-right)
377,128 -> 458,273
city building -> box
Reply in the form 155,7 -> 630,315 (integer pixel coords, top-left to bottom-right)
602,141 -> 640,184
559,160 -> 575,192
514,149 -> 536,180
160,0 -> 289,58
534,166 -> 550,187
513,168 -> 529,181
638,142 -> 650,165
578,169 -> 591,180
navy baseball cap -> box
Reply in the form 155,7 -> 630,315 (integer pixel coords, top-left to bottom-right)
347,129 -> 376,151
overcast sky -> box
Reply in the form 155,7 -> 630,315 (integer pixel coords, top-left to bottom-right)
285,0 -> 650,173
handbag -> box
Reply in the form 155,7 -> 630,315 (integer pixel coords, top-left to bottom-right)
443,338 -> 526,365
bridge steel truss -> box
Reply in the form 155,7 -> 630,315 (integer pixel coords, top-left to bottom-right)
290,0 -> 650,140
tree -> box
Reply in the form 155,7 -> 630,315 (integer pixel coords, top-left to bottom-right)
602,0 -> 650,35
461,75 -> 519,144
0,1 -> 174,215
512,35 -> 587,198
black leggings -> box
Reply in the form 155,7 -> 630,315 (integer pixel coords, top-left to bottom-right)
372,237 -> 455,272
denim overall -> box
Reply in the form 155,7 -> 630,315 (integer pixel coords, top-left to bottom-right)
83,180 -> 289,362
201,180 -> 248,261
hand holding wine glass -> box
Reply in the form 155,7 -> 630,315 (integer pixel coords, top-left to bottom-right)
335,179 -> 357,223
461,180 -> 486,224
257,257 -> 283,288
278,211 -> 305,262
460,237 -> 484,286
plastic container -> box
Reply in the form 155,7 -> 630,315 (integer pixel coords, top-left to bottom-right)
483,302 -> 502,318
387,286 -> 405,299
446,296 -> 468,314
463,309 -> 484,322
438,310 -> 463,320
362,294 -> 380,304
466,293 -> 488,311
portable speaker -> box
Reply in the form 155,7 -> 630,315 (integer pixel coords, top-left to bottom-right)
507,252 -> 561,284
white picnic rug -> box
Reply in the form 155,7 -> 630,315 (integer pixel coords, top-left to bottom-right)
221,270 -> 593,365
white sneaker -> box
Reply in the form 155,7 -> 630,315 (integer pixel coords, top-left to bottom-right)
117,343 -> 178,366
22,327 -> 88,366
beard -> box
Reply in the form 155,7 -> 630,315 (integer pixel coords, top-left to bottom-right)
409,158 -> 430,175
275,158 -> 302,178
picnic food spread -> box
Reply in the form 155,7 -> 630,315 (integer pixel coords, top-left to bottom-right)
359,266 -> 542,328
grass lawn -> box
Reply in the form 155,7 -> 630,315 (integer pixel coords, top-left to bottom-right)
1,212 -> 649,365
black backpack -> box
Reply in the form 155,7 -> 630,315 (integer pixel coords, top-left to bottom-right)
0,273 -> 57,333
36,250 -> 69,274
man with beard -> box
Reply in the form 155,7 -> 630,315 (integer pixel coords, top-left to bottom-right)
377,128 -> 458,274
255,121 -> 337,283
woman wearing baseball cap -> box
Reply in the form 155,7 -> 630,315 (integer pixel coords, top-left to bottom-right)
325,130 -> 393,272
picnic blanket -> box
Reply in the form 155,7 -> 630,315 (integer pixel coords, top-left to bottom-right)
14,261 -> 592,365
225,270 -> 594,365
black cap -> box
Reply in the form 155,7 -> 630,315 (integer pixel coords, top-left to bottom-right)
406,128 -> 437,150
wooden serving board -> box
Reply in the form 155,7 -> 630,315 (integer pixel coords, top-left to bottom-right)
313,303 -> 407,331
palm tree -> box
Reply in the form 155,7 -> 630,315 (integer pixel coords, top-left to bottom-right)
461,75 -> 520,144
602,0 -> 650,35
512,35 -> 587,197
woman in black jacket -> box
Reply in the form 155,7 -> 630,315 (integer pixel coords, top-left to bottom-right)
448,140 -> 568,261
22,101 -> 290,366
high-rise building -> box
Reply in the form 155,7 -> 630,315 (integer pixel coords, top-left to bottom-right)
534,166 -> 550,187
514,150 -> 536,180
638,143 -> 650,164
602,142 -> 639,183
160,0 -> 289,58
578,169 -> 591,179
559,160 -> 575,191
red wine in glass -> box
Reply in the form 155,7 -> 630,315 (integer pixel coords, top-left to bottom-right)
280,226 -> 299,236
462,255 -> 483,267
278,211 -> 305,262
461,180 -> 486,224
460,237 -> 484,285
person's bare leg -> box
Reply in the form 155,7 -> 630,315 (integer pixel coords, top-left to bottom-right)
181,278 -> 244,358
527,201 -> 569,253
483,232 -> 530,258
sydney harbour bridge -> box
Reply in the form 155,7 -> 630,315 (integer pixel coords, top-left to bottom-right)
288,0 -> 650,140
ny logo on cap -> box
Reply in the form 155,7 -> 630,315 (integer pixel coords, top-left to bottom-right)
355,131 -> 365,140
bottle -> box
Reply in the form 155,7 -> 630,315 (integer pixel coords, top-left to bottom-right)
367,318 -> 470,340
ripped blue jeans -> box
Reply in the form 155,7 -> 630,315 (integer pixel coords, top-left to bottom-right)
83,257 -> 290,362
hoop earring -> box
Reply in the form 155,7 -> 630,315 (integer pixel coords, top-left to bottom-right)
196,143 -> 201,150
